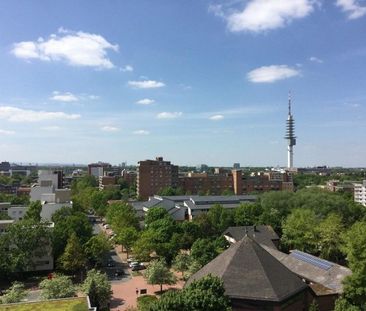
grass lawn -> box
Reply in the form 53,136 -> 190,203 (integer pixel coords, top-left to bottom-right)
0,297 -> 88,311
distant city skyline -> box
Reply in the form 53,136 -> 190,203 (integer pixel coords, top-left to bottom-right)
0,1 -> 365,167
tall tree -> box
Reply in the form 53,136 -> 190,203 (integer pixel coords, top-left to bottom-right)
106,202 -> 139,230
281,208 -> 320,253
144,259 -> 176,293
82,269 -> 112,311
84,234 -> 112,266
58,233 -> 87,276
115,226 -> 139,259
172,253 -> 192,278
24,200 -> 42,222
317,213 -> 344,261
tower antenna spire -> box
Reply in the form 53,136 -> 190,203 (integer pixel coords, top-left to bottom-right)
284,92 -> 296,169
288,91 -> 292,115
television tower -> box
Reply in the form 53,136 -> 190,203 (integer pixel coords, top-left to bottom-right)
284,93 -> 296,169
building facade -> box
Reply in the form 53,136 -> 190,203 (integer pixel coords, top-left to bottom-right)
137,157 -> 179,199
354,180 -> 366,207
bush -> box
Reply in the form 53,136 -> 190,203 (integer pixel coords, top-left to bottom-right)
137,295 -> 158,311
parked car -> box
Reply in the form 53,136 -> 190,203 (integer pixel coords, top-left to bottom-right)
131,264 -> 145,271
107,260 -> 115,267
115,269 -> 124,276
129,261 -> 140,268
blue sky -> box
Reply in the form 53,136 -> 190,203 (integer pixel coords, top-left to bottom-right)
0,0 -> 365,167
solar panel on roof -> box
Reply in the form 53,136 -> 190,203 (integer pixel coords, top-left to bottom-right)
290,250 -> 334,270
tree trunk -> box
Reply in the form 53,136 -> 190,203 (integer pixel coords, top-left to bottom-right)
160,283 -> 163,293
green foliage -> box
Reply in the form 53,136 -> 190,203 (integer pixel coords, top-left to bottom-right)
234,203 -> 262,226
145,207 -> 170,228
339,221 -> 366,308
179,221 -> 202,250
24,200 -> 42,222
51,207 -> 92,259
148,275 -> 231,311
207,204 -> 234,236
308,300 -> 320,311
172,253 -> 192,277
281,209 -> 319,253
0,211 -> 11,220
317,213 -> 344,261
258,191 -> 294,233
84,234 -> 111,266
144,259 -> 176,293
0,220 -> 52,275
133,230 -> 155,262
334,298 -> 362,311
106,202 -> 139,230
39,274 -> 76,299
115,226 -> 139,258
58,233 -> 87,273
0,282 -> 27,304
158,187 -> 184,196
191,238 -> 219,266
137,295 -> 158,311
82,269 -> 112,310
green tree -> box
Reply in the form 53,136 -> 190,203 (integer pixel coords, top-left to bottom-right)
106,202 -> 139,230
317,213 -> 344,261
58,233 -> 87,275
133,230 -> 155,262
52,208 -> 93,259
339,221 -> 366,308
2,220 -> 52,274
84,234 -> 112,266
281,208 -> 320,253
145,207 -> 170,228
179,221 -> 202,250
144,259 -> 176,293
148,275 -> 231,311
0,211 -> 11,220
234,203 -> 262,226
0,282 -> 27,304
207,204 -> 234,235
24,200 -> 42,222
82,269 -> 112,311
172,253 -> 192,278
191,238 -> 218,266
115,226 -> 139,259
39,274 -> 76,299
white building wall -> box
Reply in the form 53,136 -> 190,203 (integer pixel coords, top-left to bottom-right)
354,180 -> 366,207
30,186 -> 54,202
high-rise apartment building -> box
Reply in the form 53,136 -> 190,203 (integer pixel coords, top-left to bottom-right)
137,157 -> 178,199
354,180 -> 366,207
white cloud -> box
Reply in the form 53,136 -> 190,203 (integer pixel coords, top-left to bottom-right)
128,80 -> 165,89
213,0 -> 316,33
0,106 -> 80,122
50,91 -> 79,102
87,95 -> 100,100
120,65 -> 134,72
0,129 -> 15,135
136,98 -> 155,105
156,112 -> 182,119
209,114 -> 224,120
12,28 -> 118,69
41,126 -> 61,131
247,65 -> 300,83
336,0 -> 366,19
133,130 -> 150,135
309,56 -> 323,63
101,126 -> 119,132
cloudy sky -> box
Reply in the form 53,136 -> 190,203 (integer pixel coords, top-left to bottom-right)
0,0 -> 365,167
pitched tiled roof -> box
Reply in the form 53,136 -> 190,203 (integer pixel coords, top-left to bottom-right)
186,236 -> 307,302
223,225 -> 279,248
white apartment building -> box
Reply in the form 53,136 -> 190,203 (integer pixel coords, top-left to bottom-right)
354,180 -> 366,207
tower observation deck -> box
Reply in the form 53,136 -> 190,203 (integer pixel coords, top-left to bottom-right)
284,94 -> 296,169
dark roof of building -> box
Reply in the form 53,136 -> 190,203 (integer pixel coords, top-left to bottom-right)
261,245 -> 351,295
186,236 -> 307,302
223,225 -> 279,248
191,195 -> 257,205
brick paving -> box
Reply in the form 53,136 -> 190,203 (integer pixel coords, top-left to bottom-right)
110,246 -> 184,310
